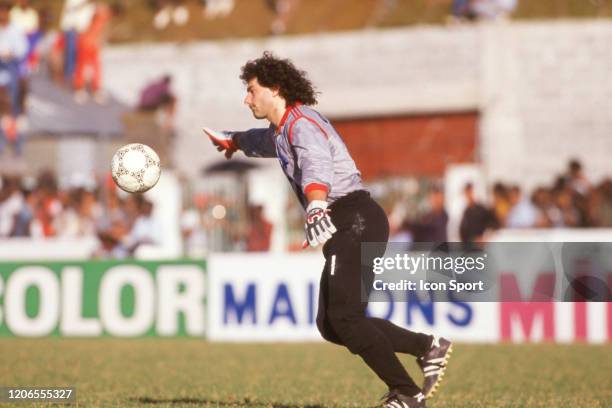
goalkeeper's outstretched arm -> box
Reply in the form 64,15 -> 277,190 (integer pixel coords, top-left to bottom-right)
204,126 -> 277,159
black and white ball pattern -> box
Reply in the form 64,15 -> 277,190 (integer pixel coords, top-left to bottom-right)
111,143 -> 161,193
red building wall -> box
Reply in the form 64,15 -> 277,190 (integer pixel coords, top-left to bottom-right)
332,112 -> 479,180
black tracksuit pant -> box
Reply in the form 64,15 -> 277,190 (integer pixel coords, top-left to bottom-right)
316,190 -> 432,396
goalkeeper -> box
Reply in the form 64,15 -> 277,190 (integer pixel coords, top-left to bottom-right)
204,52 -> 451,408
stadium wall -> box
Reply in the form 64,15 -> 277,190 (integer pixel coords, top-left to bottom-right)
102,21 -> 612,190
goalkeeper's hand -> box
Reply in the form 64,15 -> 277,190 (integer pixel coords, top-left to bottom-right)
304,200 -> 337,248
203,127 -> 238,159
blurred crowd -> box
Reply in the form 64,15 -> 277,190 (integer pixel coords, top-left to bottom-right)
451,0 -> 517,21
459,160 -> 612,242
0,170 -> 161,258
55,0 -> 119,104
0,0 -> 120,157
0,0 -> 523,161
150,0 -> 300,35
0,0 -> 523,156
390,160 -> 612,244
12,0 -> 119,104
45,0 -> 125,105
150,0 -> 235,28
0,169 -> 274,257
106,0 -> 524,38
2,159 -> 612,256
0,0 -> 39,157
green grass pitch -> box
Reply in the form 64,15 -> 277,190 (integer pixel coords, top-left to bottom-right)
0,340 -> 610,407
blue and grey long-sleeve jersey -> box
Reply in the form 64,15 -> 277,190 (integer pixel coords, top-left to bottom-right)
233,104 -> 363,209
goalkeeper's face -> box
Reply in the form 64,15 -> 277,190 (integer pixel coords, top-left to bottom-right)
244,78 -> 278,120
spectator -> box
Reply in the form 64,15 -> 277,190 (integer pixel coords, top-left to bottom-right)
36,170 -> 62,237
10,186 -> 41,237
11,0 -> 40,66
246,205 -> 273,252
78,188 -> 101,235
10,1 -> 38,34
596,180 -> 612,227
97,189 -> 127,232
124,198 -> 161,252
122,193 -> 142,227
11,0 -> 41,128
138,74 -> 176,132
531,187 -> 556,228
152,0 -> 189,30
506,185 -> 538,228
52,186 -> 102,238
60,0 -> 96,86
94,183 -> 130,258
94,219 -> 129,258
491,182 -> 510,227
411,186 -> 448,242
73,2 -> 112,104
470,0 -> 517,20
585,185 -> 604,227
172,0 -> 189,25
459,183 -> 495,242
451,0 -> 475,20
36,7 -> 64,84
53,188 -> 81,237
138,74 -> 174,110
152,0 -> 170,29
451,0 -> 517,21
266,0 -> 300,35
0,2 -> 27,157
202,0 -> 235,20
0,175 -> 23,237
552,185 -> 580,227
567,159 -> 591,197
389,219 -> 413,252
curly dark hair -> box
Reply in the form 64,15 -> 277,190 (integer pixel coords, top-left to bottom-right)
240,52 -> 318,106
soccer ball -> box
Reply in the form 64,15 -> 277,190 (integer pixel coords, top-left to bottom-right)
111,143 -> 161,193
